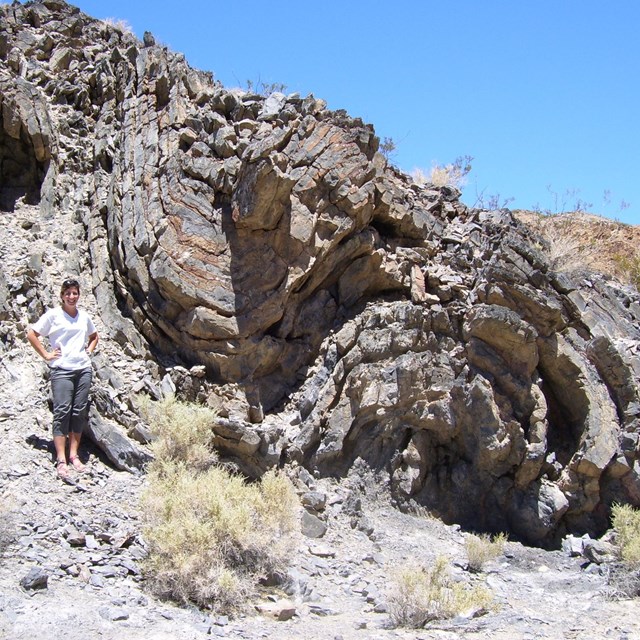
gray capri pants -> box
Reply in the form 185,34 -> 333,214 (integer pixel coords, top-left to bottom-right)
50,366 -> 92,437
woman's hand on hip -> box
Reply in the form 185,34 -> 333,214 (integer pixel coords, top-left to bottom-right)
45,347 -> 61,362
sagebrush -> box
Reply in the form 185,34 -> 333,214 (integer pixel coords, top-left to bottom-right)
465,532 -> 507,572
604,504 -> 640,599
387,556 -> 493,628
142,461 -> 300,612
612,503 -> 640,564
138,396 -> 218,471
139,396 -> 300,612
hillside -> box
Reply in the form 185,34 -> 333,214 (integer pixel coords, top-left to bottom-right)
514,210 -> 640,286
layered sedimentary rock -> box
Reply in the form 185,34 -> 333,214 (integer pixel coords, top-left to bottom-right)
2,0 -> 640,545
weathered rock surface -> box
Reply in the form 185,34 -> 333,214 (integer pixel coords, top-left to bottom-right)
1,0 -> 640,549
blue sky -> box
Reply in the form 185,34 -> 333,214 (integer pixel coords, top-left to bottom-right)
68,1 -> 639,225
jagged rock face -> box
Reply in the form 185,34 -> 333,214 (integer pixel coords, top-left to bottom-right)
2,0 -> 640,546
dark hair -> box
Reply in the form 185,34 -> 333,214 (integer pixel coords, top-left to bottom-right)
60,278 -> 80,296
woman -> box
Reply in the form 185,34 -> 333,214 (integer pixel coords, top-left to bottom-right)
27,278 -> 99,480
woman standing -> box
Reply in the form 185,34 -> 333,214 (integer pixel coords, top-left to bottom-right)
27,278 -> 99,480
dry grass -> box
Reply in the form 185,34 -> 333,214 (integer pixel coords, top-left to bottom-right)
387,556 -> 493,628
612,504 -> 640,564
603,504 -> 640,599
514,210 -> 640,289
141,462 -> 300,612
412,166 -> 464,189
101,17 -> 134,35
139,397 -> 218,471
411,156 -> 472,190
544,229 -> 602,272
614,254 -> 640,291
138,396 -> 300,613
465,532 -> 507,572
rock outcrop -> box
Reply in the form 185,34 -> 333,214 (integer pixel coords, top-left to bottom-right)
2,0 -> 640,546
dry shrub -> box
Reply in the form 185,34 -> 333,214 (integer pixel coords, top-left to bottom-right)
101,17 -> 134,34
465,532 -> 507,572
603,504 -> 640,599
604,562 -> 640,600
515,210 -> 640,287
387,556 -> 493,628
614,253 -> 640,291
139,397 -> 217,471
612,503 -> 640,564
141,460 -> 299,613
411,156 -> 472,190
543,226 -> 601,272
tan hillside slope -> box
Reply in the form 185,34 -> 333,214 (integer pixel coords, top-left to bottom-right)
514,210 -> 640,288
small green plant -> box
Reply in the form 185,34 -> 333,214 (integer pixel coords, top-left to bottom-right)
387,556 -> 493,628
465,532 -> 507,572
379,136 -> 396,161
138,396 -> 217,471
612,503 -> 640,564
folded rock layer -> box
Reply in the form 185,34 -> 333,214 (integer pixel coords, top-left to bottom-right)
2,0 -> 640,545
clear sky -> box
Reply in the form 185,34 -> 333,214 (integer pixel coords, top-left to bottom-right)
54,1 -> 640,225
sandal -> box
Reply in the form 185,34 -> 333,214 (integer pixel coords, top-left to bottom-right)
56,459 -> 70,480
69,455 -> 86,473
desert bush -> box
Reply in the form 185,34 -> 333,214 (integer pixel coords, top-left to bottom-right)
379,137 -> 396,161
604,562 -> 640,600
612,503 -> 640,564
411,155 -> 473,190
102,17 -> 134,34
141,460 -> 299,612
465,532 -> 507,572
244,78 -> 287,96
472,187 -> 515,210
527,217 -> 601,273
603,504 -> 640,599
138,396 -> 217,471
613,253 -> 640,291
387,556 -> 493,628
533,186 -> 592,215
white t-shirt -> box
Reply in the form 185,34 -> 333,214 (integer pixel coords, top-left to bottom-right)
31,307 -> 96,370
